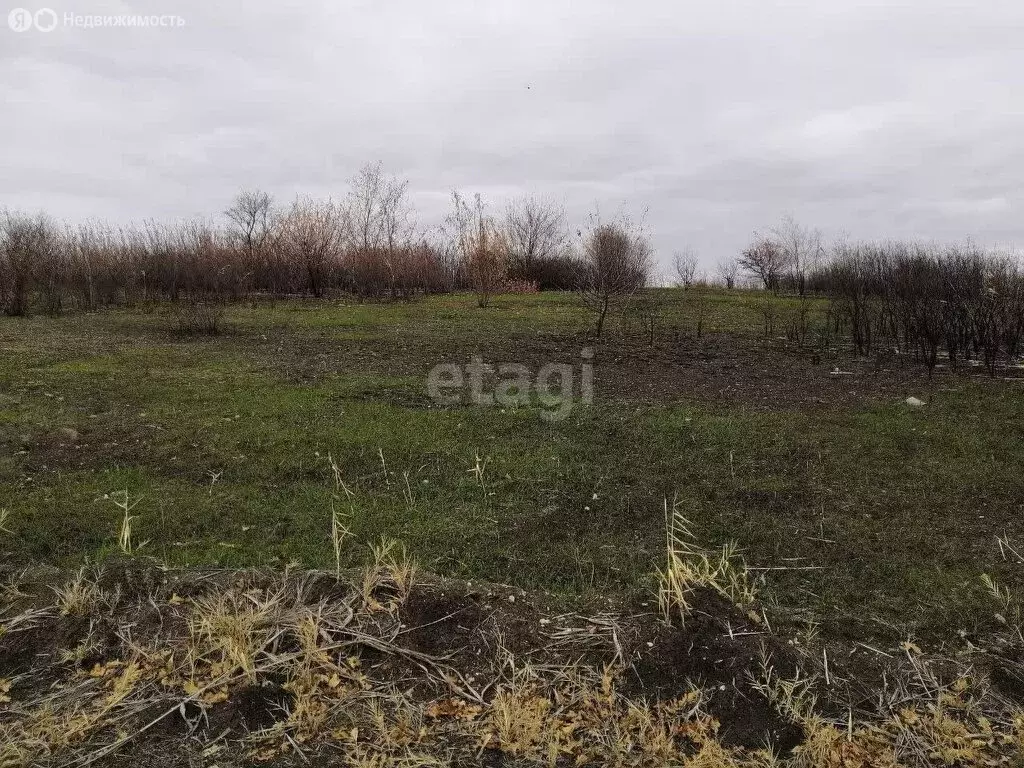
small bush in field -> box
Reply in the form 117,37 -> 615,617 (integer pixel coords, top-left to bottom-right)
176,300 -> 225,335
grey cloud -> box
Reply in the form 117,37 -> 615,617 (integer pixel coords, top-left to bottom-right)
1,0 -> 1021,272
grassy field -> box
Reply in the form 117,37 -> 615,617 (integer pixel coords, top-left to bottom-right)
1,289 -> 1021,644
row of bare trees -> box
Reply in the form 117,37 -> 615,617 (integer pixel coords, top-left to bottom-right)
731,217 -> 1024,374
1,166 -> 608,317
0,167 -> 658,335
0,170 -> 439,315
672,249 -> 741,290
820,243 -> 1024,375
439,194 -> 653,333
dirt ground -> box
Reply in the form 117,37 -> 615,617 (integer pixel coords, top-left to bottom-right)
245,324 -> 948,410
3,561 -> 1023,766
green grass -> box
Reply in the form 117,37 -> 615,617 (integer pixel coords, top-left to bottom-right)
0,289 -> 1021,642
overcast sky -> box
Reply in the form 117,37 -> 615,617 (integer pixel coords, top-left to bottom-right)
2,0 -> 1022,275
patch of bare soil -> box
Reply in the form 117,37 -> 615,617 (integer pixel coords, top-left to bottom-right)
247,326 -> 957,410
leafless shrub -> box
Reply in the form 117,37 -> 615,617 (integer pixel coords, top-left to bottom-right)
738,234 -> 786,293
502,197 -> 583,290
179,220 -> 249,301
784,295 -> 813,346
628,290 -> 666,346
0,211 -> 59,316
819,241 -> 1024,375
508,254 -> 585,291
278,197 -> 344,298
66,221 -> 120,310
176,300 -> 225,335
672,248 -> 698,289
756,292 -> 778,339
717,258 -> 739,289
690,286 -> 711,339
577,213 -> 652,337
447,192 -> 507,308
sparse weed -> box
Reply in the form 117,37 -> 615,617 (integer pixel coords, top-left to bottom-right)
359,537 -> 418,611
378,447 -> 390,488
982,572 -> 1013,613
360,562 -> 385,611
369,537 -> 418,604
982,572 -> 1021,630
657,495 -> 758,625
997,534 -> 1024,564
176,300 -> 225,336
326,453 -> 355,578
111,490 -> 143,555
402,470 -> 414,509
467,452 -> 488,497
3,560 -> 1024,766
484,681 -> 553,758
53,569 -> 101,617
330,501 -> 352,580
750,646 -> 819,725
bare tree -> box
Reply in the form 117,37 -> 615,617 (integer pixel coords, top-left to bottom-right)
447,192 -> 506,308
672,248 -> 699,290
32,218 -> 67,315
738,234 -> 786,293
717,259 -> 739,289
425,224 -> 463,293
224,189 -> 274,256
169,220 -> 233,333
577,214 -> 652,337
346,163 -> 416,298
67,221 -> 119,310
771,215 -> 822,295
504,196 -> 566,271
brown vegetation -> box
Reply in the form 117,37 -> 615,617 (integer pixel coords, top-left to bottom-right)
577,214 -> 653,337
0,169 -> 592,319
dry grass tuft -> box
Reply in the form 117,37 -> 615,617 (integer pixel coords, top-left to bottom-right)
52,568 -> 102,617
187,586 -> 284,684
361,537 -> 418,611
658,496 -> 759,626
